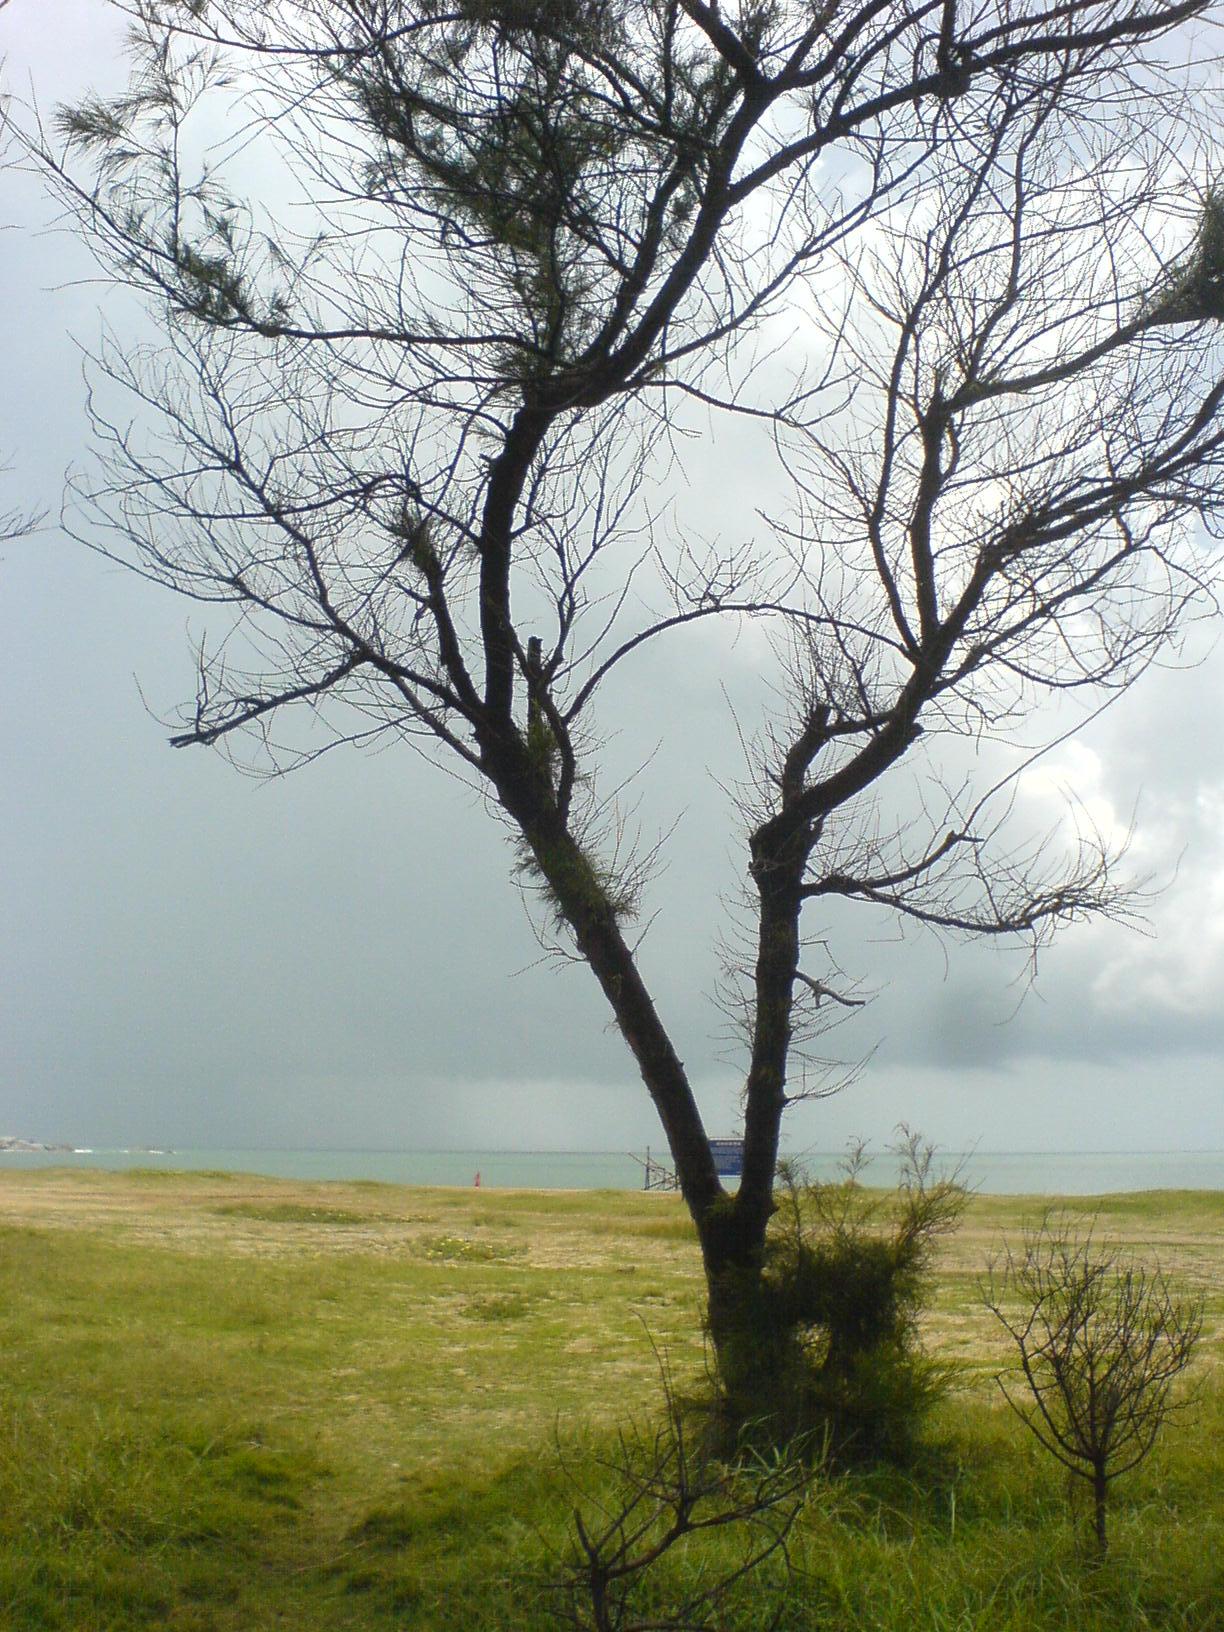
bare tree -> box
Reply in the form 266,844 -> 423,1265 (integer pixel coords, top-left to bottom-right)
982,1214 -> 1204,1555
23,0 -> 1224,1397
556,1353 -> 807,1631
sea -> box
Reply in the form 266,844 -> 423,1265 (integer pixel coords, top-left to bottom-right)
1,1146 -> 1223,1194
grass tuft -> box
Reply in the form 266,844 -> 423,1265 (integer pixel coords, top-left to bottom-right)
212,1202 -> 374,1225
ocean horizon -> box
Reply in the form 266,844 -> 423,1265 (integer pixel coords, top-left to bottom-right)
2,1145 -> 1223,1194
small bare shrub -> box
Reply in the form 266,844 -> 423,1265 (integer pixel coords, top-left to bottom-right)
982,1214 -> 1204,1555
555,1358 -> 808,1631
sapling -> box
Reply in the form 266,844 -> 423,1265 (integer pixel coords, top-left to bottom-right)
983,1214 -> 1203,1555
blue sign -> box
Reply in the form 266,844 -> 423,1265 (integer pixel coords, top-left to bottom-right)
709,1138 -> 744,1177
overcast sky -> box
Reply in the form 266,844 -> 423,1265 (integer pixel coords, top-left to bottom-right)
2,3 -> 1222,1156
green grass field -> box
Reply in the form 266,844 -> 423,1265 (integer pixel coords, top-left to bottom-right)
1,1169 -> 1220,1630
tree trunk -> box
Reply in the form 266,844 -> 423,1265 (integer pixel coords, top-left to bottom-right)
1092,1466 -> 1109,1556
697,1201 -> 783,1423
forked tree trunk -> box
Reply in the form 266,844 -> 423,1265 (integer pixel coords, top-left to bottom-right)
496,744 -> 791,1397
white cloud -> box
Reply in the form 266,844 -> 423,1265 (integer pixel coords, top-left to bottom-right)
1092,783 -> 1224,1017
1016,739 -> 1137,859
